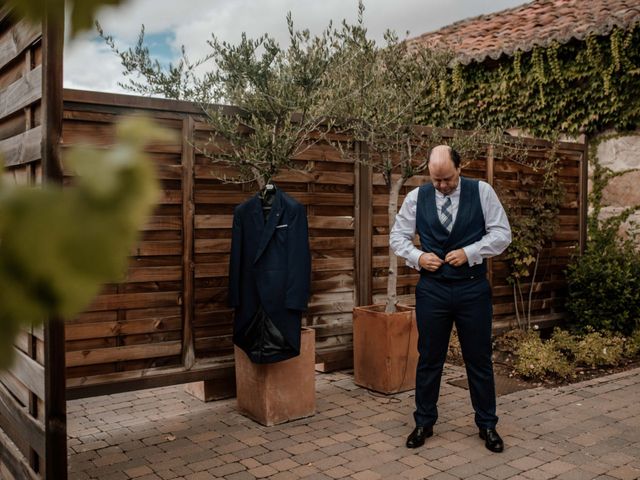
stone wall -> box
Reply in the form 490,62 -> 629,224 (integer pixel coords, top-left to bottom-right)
595,131 -> 640,236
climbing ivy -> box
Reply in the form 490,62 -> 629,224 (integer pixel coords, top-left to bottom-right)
418,25 -> 640,138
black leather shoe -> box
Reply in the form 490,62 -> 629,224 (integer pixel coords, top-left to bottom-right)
406,426 -> 433,448
479,428 -> 504,453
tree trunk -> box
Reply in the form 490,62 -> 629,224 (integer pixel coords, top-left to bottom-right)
386,177 -> 405,313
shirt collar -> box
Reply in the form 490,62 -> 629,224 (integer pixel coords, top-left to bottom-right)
435,178 -> 461,200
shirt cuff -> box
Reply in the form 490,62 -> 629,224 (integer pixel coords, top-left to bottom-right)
463,244 -> 482,266
407,248 -> 424,271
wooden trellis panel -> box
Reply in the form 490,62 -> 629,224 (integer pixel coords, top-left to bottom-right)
0,6 -> 66,479
59,89 -> 586,398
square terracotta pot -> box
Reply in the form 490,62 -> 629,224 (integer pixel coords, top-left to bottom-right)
353,304 -> 418,394
234,327 -> 316,426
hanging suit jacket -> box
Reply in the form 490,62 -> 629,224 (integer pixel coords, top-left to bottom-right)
228,189 -> 311,363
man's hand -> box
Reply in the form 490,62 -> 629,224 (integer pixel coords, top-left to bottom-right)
445,249 -> 468,267
419,252 -> 444,272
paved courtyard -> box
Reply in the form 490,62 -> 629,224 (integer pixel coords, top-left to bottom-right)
68,365 -> 640,480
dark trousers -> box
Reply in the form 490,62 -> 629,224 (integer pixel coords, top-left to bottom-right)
414,276 -> 498,429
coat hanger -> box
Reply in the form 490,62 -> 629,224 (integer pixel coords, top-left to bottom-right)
260,182 -> 276,210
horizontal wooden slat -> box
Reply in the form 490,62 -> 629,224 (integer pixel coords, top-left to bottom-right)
0,126 -> 42,167
66,357 -> 234,399
66,341 -> 182,367
141,216 -> 182,231
0,64 -> 41,118
0,19 -> 41,71
0,426 -> 40,480
86,291 -> 181,311
133,240 -> 182,256
8,348 -> 44,401
126,265 -> 182,283
0,383 -> 45,457
66,316 -> 182,341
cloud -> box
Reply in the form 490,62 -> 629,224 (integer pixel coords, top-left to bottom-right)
63,0 -> 526,93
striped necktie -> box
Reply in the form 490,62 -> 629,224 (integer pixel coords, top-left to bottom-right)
441,196 -> 453,231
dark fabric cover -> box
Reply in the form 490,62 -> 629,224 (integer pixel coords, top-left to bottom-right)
416,176 -> 487,280
228,189 -> 311,363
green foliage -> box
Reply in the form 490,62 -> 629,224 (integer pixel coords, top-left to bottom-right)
566,238 -> 640,335
97,23 -> 208,100
199,12 -> 340,186
0,118 -> 168,368
513,331 -> 574,380
573,330 -> 626,368
551,327 -> 627,368
623,328 -> 640,357
418,25 -> 640,138
6,0 -> 127,37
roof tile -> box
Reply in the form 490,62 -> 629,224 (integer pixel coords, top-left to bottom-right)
408,0 -> 640,64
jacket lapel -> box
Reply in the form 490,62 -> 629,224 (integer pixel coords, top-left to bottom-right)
253,189 -> 283,263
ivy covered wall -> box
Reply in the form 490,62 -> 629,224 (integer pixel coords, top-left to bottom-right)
418,24 -> 640,139
417,23 -> 640,231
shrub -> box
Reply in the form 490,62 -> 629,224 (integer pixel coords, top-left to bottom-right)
566,225 -> 640,336
550,327 -> 578,355
572,329 -> 626,367
514,331 -> 574,380
623,328 -> 640,357
551,327 -> 627,368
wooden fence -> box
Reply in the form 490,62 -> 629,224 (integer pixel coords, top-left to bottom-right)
0,6 -> 66,480
60,89 -> 587,399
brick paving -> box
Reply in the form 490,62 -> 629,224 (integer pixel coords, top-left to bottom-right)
68,365 -> 640,479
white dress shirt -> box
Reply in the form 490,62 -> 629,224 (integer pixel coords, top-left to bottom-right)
389,179 -> 512,270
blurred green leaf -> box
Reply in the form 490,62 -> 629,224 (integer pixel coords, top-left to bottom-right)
6,0 -> 126,37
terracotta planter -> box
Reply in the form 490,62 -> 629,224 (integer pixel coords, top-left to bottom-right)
234,327 -> 315,426
353,304 -> 419,394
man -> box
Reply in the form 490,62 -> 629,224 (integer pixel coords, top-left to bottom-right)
390,145 -> 511,452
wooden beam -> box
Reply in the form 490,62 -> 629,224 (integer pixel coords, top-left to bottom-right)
486,144 -> 495,288
181,116 -> 196,369
65,341 -> 182,367
42,2 -> 67,478
579,139 -> 588,254
66,358 -> 235,400
354,142 -> 373,306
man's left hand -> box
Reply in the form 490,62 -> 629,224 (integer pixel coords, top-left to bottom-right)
445,249 -> 468,267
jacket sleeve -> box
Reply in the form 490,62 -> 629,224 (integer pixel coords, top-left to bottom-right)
285,202 -> 311,311
228,206 -> 242,308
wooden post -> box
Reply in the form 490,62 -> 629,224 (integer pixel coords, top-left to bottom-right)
354,142 -> 373,307
579,138 -> 589,254
181,116 -> 196,368
42,1 -> 67,479
486,145 -> 495,288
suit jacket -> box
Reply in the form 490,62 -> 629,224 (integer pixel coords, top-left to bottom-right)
228,188 -> 311,363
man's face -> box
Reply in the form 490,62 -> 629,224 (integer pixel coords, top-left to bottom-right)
428,147 -> 460,195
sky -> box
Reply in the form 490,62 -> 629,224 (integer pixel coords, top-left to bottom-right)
63,0 -> 527,94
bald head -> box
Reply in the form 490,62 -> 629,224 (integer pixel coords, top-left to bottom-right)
428,145 -> 461,195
